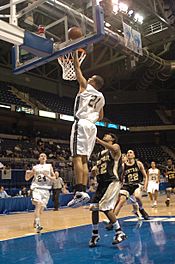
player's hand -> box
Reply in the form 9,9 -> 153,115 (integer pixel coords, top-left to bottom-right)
143,185 -> 147,192
96,137 -> 101,144
43,171 -> 49,177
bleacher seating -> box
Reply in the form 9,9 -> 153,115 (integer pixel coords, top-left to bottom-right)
28,89 -> 74,114
0,81 -> 170,126
105,104 -> 163,126
9,82 -> 74,115
122,144 -> 172,164
0,83 -> 30,107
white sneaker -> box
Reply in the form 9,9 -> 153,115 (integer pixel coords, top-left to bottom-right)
112,231 -> 127,244
153,201 -> 157,208
36,225 -> 43,233
67,192 -> 90,208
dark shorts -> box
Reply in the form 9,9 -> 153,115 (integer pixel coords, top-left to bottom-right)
91,181 -> 113,204
120,184 -> 139,197
167,181 -> 175,189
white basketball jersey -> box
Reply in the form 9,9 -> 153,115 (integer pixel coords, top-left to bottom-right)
148,168 -> 159,181
74,84 -> 105,123
31,163 -> 53,190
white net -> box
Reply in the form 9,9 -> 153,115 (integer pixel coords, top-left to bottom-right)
57,49 -> 86,81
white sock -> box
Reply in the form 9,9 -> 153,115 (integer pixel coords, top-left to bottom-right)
35,217 -> 40,226
113,220 -> 120,231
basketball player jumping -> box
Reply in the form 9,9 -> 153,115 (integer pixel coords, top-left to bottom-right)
25,153 -> 56,233
89,133 -> 126,247
68,50 -> 105,207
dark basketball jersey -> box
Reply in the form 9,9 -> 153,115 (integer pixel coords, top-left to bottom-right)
95,149 -> 123,183
166,166 -> 175,183
123,160 -> 143,185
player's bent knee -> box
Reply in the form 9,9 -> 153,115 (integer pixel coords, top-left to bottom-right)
166,187 -> 172,192
120,190 -> 129,199
89,203 -> 99,211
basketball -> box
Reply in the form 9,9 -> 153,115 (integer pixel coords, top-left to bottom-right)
68,26 -> 83,40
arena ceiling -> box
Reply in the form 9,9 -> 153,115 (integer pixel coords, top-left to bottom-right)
0,0 -> 175,98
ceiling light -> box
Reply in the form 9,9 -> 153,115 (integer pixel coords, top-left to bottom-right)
105,22 -> 111,27
118,2 -> 128,13
112,0 -> 119,14
134,13 -> 144,24
128,9 -> 134,16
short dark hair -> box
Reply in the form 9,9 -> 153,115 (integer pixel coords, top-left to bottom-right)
108,133 -> 118,143
93,75 -> 104,90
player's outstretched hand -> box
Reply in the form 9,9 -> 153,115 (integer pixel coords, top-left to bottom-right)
96,137 -> 101,144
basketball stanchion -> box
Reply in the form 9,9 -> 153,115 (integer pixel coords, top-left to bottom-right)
57,48 -> 86,81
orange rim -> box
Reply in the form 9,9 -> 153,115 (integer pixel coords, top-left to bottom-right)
58,48 -> 86,62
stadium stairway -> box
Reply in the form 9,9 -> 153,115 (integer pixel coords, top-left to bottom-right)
155,109 -> 172,124
161,145 -> 175,160
11,86 -> 49,111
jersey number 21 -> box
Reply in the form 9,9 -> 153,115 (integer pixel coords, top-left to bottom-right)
88,95 -> 101,109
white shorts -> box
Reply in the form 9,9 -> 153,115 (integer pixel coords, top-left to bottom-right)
70,119 -> 97,159
32,188 -> 50,207
147,181 -> 159,193
99,181 -> 121,211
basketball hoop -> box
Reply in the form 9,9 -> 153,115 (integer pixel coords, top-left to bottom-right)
57,48 -> 86,81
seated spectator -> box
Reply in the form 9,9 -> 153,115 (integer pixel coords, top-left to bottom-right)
62,183 -> 70,194
19,186 -> 29,197
0,186 -> 10,198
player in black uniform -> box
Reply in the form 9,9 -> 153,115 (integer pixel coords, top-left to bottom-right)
89,133 -> 127,247
165,159 -> 175,207
113,150 -> 149,221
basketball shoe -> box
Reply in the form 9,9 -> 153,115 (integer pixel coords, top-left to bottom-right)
165,199 -> 170,207
36,224 -> 43,233
89,234 -> 100,247
112,230 -> 127,244
139,208 -> 150,220
67,191 -> 90,208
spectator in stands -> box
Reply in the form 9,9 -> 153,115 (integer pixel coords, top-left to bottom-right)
0,186 -> 10,198
52,171 -> 64,211
19,186 -> 29,197
33,148 -> 39,159
6,149 -> 13,157
14,144 -> 22,158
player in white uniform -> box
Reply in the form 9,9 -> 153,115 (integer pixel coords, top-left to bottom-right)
68,50 -> 105,207
147,161 -> 160,208
25,153 -> 55,233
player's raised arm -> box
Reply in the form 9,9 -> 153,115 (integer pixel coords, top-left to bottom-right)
73,50 -> 87,92
96,136 -> 120,155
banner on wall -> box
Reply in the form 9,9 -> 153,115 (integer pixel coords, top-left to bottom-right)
123,22 -> 143,55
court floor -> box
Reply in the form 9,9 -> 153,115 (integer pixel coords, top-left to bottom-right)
1,195 -> 175,263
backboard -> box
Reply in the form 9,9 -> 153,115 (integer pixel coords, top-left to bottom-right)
0,0 -> 105,75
